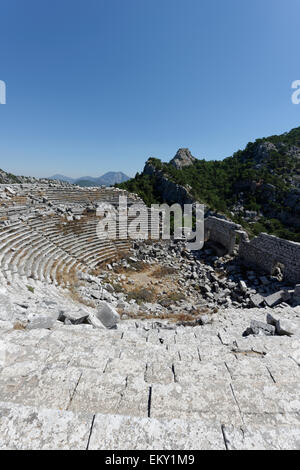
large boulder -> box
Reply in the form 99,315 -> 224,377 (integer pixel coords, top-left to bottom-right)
249,293 -> 265,308
265,291 -> 287,308
58,309 -> 89,325
95,301 -> 120,329
87,312 -> 106,329
26,311 -> 60,330
267,313 -> 298,337
243,320 -> 275,337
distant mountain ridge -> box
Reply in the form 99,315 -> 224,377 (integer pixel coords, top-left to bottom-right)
49,171 -> 130,187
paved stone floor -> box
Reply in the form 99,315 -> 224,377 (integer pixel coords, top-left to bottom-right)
0,307 -> 300,449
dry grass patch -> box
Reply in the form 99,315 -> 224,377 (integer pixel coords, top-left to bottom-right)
157,291 -> 186,308
152,266 -> 177,278
113,282 -> 125,294
13,322 -> 26,330
120,308 -> 211,323
126,287 -> 155,304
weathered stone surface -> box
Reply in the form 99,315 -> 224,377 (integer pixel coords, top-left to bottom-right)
265,291 -> 285,308
89,414 -> 225,450
68,369 -> 124,415
96,301 -> 120,329
58,309 -> 89,325
150,381 -> 242,425
0,402 -> 93,450
276,318 -> 299,337
243,320 -> 275,337
267,313 -> 298,337
223,424 -> 300,450
26,312 -> 58,330
87,312 -> 105,329
250,294 -> 265,308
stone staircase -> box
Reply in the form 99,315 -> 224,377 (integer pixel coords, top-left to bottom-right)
1,313 -> 300,449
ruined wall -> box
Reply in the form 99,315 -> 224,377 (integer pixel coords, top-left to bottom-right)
204,216 -> 244,254
239,233 -> 300,284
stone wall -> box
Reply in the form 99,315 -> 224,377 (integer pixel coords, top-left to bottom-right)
239,233 -> 300,284
205,216 -> 300,284
204,216 -> 244,254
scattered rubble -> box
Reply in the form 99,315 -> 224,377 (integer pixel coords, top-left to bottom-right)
243,313 -> 299,338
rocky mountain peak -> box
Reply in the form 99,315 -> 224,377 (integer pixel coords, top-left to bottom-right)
170,148 -> 196,169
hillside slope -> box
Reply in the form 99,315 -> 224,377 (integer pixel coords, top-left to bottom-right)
118,127 -> 300,241
49,172 -> 130,187
0,169 -> 44,184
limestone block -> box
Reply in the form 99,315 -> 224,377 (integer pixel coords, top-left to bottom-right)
222,424 -> 300,450
267,313 -> 299,337
87,312 -> 105,329
265,291 -> 286,308
89,414 -> 225,450
151,381 -> 241,425
58,309 -> 89,325
250,294 -> 265,308
0,402 -> 93,450
26,310 -> 59,330
96,301 -> 120,329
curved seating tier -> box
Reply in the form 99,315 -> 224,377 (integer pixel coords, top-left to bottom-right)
0,215 -> 132,287
0,186 -> 156,288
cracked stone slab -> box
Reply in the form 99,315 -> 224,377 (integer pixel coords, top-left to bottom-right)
117,381 -> 150,417
150,381 -> 242,425
145,363 -> 174,385
0,401 -> 93,450
88,413 -> 225,450
243,412 -> 300,427
167,344 -> 200,362
68,351 -> 109,370
174,361 -> 231,384
121,344 -> 174,363
105,357 -> 146,377
264,357 -> 300,383
68,369 -> 124,414
3,329 -> 51,348
0,340 -> 49,368
231,380 -> 300,415
30,366 -> 81,405
225,356 -> 272,381
222,424 -> 300,450
198,344 -> 236,362
0,364 -> 82,410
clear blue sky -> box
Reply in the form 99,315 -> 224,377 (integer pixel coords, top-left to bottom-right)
0,0 -> 299,178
